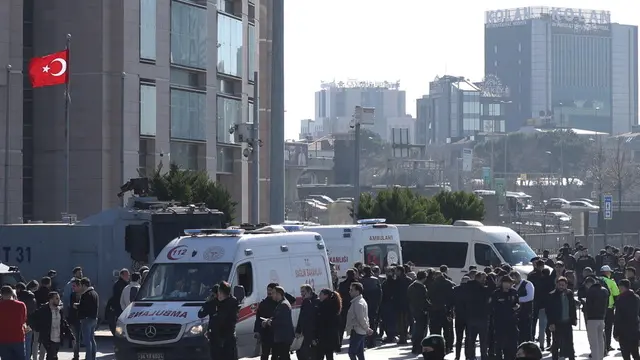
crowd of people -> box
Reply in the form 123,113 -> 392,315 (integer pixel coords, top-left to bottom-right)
4,241 -> 640,360
0,265 -> 147,360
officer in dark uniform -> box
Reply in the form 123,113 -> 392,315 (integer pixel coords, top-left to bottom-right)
429,271 -> 455,353
207,281 -> 239,360
490,275 -> 520,360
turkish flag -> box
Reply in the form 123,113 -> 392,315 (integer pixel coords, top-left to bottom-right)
28,49 -> 69,88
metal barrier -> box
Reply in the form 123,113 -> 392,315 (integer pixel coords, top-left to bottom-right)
522,232 -> 640,255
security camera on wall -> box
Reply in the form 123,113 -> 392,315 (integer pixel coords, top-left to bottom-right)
233,123 -> 253,144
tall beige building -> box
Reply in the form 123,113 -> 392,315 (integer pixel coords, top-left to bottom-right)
0,0 -> 269,223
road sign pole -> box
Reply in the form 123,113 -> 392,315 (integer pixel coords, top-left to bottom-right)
603,194 -> 612,245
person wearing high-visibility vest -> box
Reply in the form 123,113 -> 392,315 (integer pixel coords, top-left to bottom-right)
599,265 -> 620,355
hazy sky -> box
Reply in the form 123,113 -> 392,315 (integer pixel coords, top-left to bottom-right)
283,1 -> 639,139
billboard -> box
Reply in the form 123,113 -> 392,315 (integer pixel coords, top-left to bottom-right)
285,142 -> 308,168
485,7 -> 611,31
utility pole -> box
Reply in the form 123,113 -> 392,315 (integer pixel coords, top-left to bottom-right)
269,0 -> 285,224
250,71 -> 260,224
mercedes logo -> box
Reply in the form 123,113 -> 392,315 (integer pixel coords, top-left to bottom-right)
144,325 -> 157,338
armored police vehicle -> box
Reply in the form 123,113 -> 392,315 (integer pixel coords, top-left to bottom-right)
0,196 -> 224,314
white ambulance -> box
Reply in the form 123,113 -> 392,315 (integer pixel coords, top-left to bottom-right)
303,219 -> 402,277
397,221 -> 541,283
113,227 -> 332,360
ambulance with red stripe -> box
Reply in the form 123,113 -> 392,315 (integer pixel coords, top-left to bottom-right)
303,219 -> 402,278
113,227 -> 332,360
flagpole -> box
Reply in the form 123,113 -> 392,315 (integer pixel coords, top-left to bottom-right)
120,72 -> 126,207
64,34 -> 71,215
3,64 -> 11,224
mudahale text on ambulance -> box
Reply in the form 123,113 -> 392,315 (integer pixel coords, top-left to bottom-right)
113,226 -> 332,360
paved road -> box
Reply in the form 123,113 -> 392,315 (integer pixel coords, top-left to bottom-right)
55,328 -> 623,360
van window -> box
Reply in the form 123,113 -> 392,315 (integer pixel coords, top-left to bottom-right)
235,262 -> 253,297
364,244 -> 400,269
474,243 -> 501,267
401,241 -> 468,268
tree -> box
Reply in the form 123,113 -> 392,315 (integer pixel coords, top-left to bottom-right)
606,138 -> 640,210
433,191 -> 485,223
356,188 -> 447,224
586,141 -> 609,209
148,163 -> 237,225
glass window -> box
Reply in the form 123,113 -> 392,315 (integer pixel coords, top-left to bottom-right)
138,262 -> 232,301
364,244 -> 401,269
217,14 -> 243,77
140,84 -> 157,136
217,146 -> 234,173
217,97 -> 242,143
400,241 -> 468,269
235,262 -> 253,297
494,243 -> 536,266
170,67 -> 206,90
170,141 -> 199,170
170,89 -> 205,141
474,243 -> 501,267
248,25 -> 256,80
171,1 -> 207,69
140,0 -> 156,60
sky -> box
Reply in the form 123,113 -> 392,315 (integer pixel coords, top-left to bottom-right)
282,0 -> 639,140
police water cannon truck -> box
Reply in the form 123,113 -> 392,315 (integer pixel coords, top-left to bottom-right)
0,194 -> 225,315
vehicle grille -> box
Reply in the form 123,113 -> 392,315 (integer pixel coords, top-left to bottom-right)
127,323 -> 182,342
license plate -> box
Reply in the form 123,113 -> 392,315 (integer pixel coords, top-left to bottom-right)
137,353 -> 164,360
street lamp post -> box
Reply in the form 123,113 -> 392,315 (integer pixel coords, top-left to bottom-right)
558,102 -> 564,196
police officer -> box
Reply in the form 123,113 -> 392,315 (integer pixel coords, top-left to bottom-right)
208,281 -> 239,360
408,270 -> 431,354
512,271 -> 535,343
452,276 -> 469,360
429,271 -> 455,353
490,275 -> 519,360
463,272 -> 491,360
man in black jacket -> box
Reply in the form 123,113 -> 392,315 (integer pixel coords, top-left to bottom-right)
408,270 -> 430,355
575,248 -> 597,284
106,269 -> 129,334
429,271 -> 454,353
31,291 -> 74,360
209,281 -> 239,360
295,284 -> 319,360
464,272 -> 491,360
254,283 -> 278,360
546,277 -> 576,360
17,282 -> 37,360
614,279 -> 640,360
452,276 -> 469,360
360,266 -> 382,348
380,267 -> 397,342
394,266 -> 412,345
582,277 -> 609,360
338,269 -> 357,344
75,277 -> 99,360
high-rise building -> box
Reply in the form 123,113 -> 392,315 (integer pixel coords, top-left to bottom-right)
416,75 -> 510,145
313,80 -> 406,139
484,6 -> 638,134
0,0 -> 267,222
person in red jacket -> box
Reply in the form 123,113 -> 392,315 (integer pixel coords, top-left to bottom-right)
0,285 -> 28,360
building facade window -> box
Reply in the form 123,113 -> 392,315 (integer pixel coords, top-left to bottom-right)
217,146 -> 234,173
140,0 -> 157,60
171,89 -> 206,141
140,84 -> 157,136
171,0 -> 207,69
170,141 -> 199,170
248,24 -> 256,80
217,96 -> 242,143
217,13 -> 243,77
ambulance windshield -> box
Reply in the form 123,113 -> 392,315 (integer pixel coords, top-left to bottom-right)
137,262 -> 232,302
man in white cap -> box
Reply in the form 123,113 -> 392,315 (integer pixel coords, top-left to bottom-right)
599,265 -> 619,354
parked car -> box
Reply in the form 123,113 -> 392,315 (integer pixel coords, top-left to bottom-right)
546,211 -> 572,222
562,200 -> 599,210
546,198 -> 569,210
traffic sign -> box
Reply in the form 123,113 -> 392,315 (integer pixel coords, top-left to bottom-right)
495,178 -> 506,205
603,195 -> 613,220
